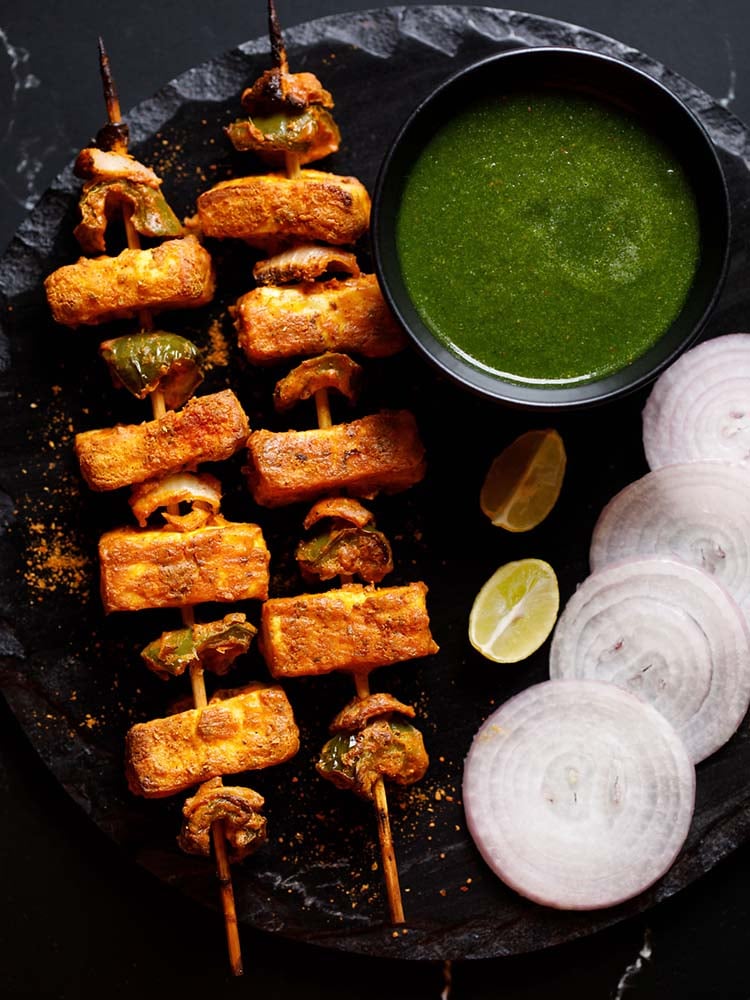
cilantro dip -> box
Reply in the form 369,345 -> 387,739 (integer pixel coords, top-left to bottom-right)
395,91 -> 700,385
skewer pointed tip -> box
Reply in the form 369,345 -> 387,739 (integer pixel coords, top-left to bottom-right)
95,36 -> 128,151
267,0 -> 288,73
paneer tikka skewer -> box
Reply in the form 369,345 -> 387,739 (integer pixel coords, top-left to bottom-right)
43,41 -> 300,976
258,365 -> 436,924
197,0 -> 437,924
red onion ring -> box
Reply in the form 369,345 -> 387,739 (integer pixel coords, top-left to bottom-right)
463,679 -> 695,910
643,333 -> 750,470
589,462 -> 750,624
549,557 -> 750,763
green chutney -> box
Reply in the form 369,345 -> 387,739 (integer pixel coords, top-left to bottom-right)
396,91 -> 700,384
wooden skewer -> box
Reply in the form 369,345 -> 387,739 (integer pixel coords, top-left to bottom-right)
353,671 -> 405,924
98,38 -> 244,977
310,381 -> 405,923
268,0 -> 407,916
97,36 -> 128,154
267,0 -> 289,77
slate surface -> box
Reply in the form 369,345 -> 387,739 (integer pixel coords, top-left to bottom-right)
2,3 -> 750,995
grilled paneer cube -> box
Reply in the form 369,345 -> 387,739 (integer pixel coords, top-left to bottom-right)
196,170 -> 370,249
259,581 -> 438,677
246,410 -> 426,508
99,517 -> 269,612
75,389 -> 249,492
125,683 -> 299,798
233,274 -> 405,365
44,234 -> 215,327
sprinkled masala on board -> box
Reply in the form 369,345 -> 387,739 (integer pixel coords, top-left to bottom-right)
19,388 -> 92,602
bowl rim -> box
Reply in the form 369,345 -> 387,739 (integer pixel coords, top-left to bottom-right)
371,45 -> 732,410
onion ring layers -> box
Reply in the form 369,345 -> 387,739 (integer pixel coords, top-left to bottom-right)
589,462 -> 750,623
549,557 -> 750,762
463,679 -> 695,910
642,333 -> 750,470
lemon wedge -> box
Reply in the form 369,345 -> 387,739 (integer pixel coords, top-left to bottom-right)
469,558 -> 559,663
480,429 -> 566,532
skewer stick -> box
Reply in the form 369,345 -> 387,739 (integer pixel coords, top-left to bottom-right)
266,0 -> 406,927
268,0 -> 289,76
353,670 -> 405,924
97,37 -> 128,154
267,0 -> 300,181
98,39 -> 244,977
310,384 -> 406,923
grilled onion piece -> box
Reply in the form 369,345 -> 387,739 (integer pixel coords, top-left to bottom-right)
330,693 -> 417,733
253,244 -> 360,286
303,496 -> 374,530
273,352 -> 362,412
129,472 -> 222,529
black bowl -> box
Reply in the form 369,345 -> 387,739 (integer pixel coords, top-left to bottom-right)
372,47 -> 731,409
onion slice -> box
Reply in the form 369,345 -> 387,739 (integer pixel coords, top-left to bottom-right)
463,679 -> 695,910
129,472 -> 222,528
643,333 -> 750,470
252,244 -> 360,285
549,557 -> 750,762
590,462 -> 750,623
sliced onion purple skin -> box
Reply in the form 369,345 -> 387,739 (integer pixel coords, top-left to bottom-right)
643,333 -> 750,471
549,556 -> 750,763
463,679 -> 695,911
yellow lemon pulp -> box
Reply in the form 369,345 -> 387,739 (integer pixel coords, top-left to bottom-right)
469,558 -> 559,663
480,429 -> 566,532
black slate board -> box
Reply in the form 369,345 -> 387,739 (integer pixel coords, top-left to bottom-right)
1,5 -> 750,962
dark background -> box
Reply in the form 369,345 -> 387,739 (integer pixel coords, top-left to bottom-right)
2,2 -> 750,997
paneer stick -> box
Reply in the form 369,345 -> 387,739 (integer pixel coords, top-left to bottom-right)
45,234 -> 215,328
99,518 -> 270,612
260,582 -> 438,677
197,170 -> 370,250
76,389 -> 249,491
126,683 -> 299,798
246,409 -> 426,507
233,273 -> 406,364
